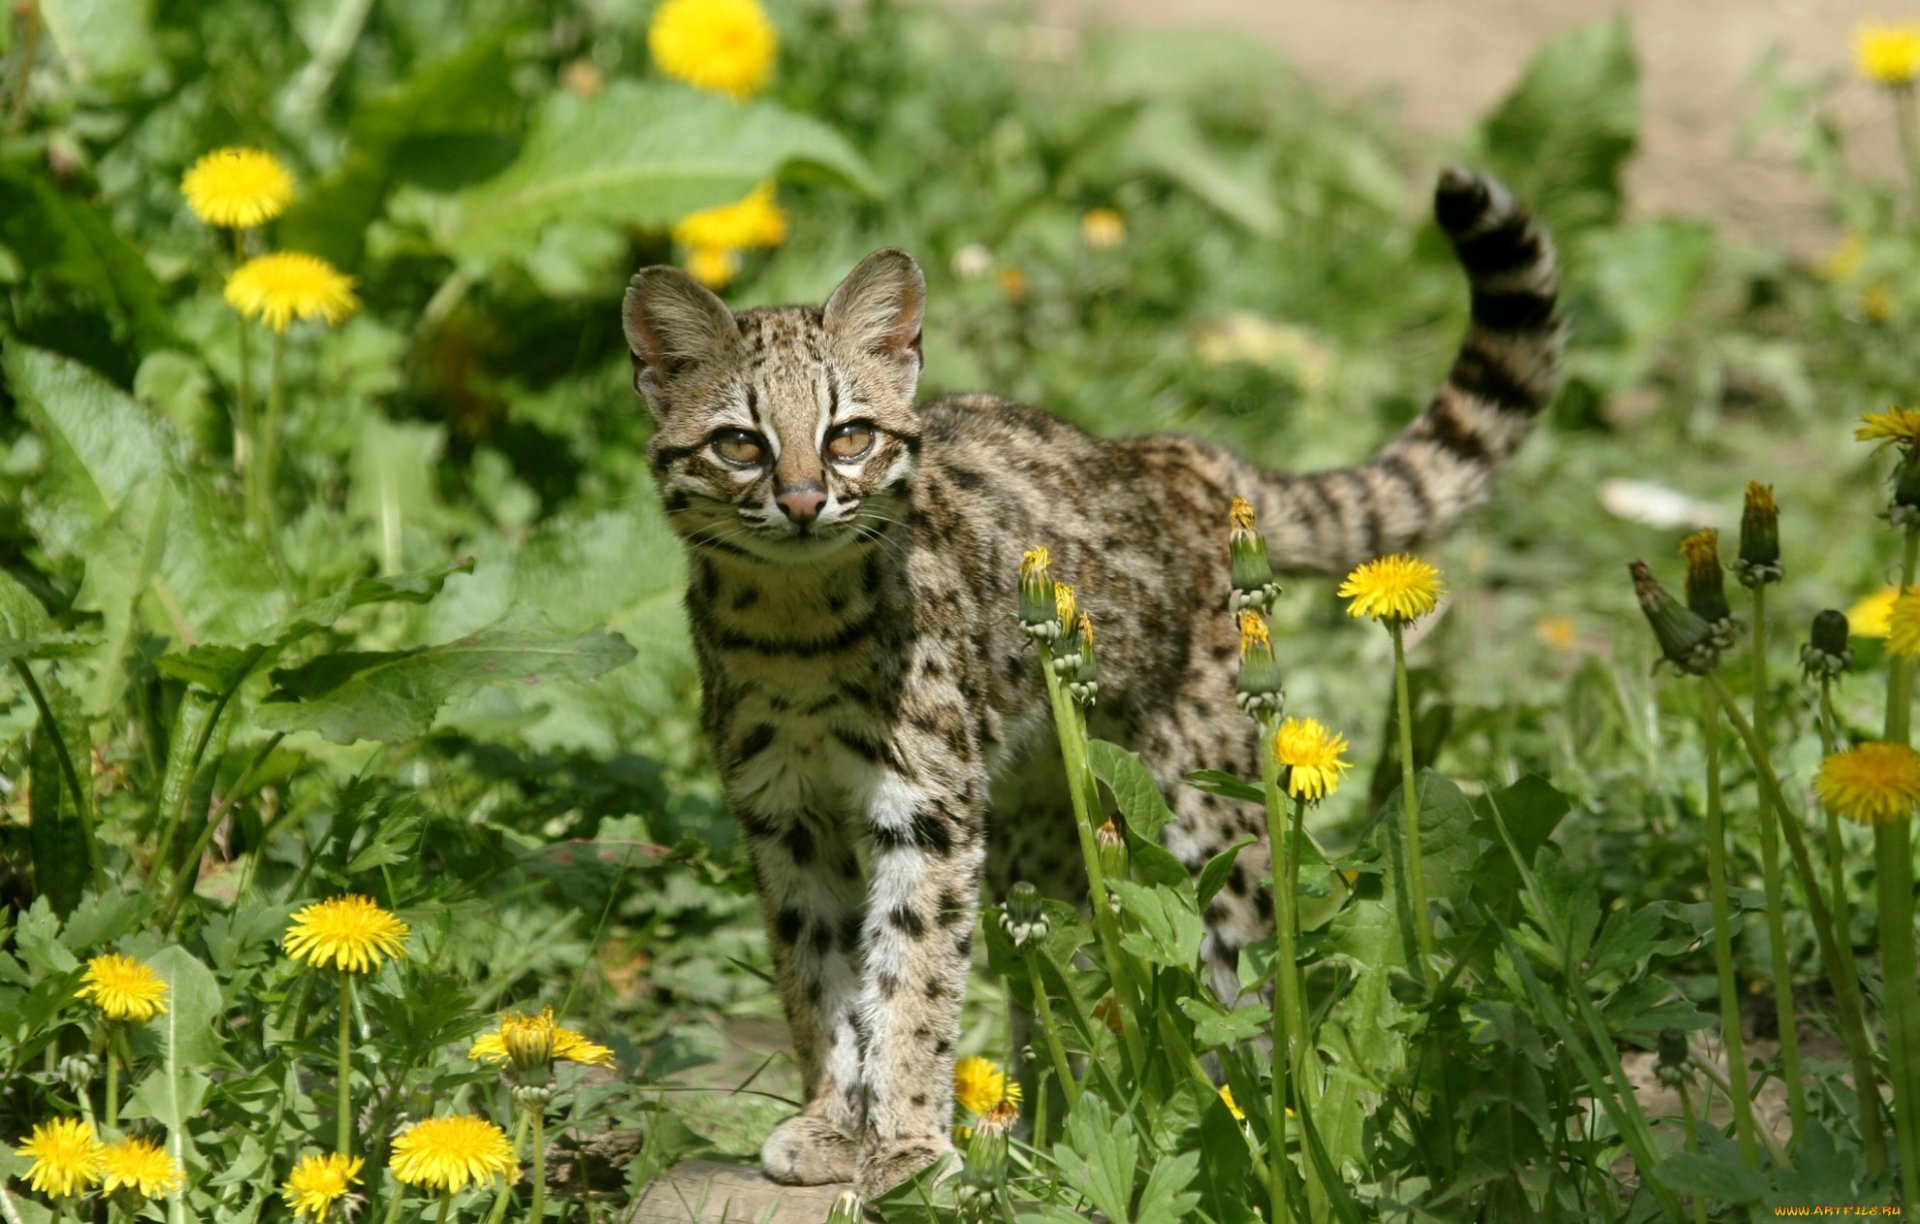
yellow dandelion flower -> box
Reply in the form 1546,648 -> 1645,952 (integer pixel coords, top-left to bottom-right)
180,147 -> 294,228
1856,22 -> 1920,85
1816,742 -> 1920,825
1887,587 -> 1920,660
1851,586 -> 1900,638
469,1007 -> 615,1070
1338,554 -> 1443,624
648,0 -> 777,100
1535,615 -> 1577,651
1219,1084 -> 1245,1121
1080,208 -> 1125,250
17,1117 -> 104,1199
100,1137 -> 184,1199
1863,286 -> 1897,321
1824,231 -> 1867,282
77,952 -> 169,1021
389,1116 -> 516,1194
684,246 -> 739,289
284,895 -> 409,974
1230,496 -> 1257,533
952,1056 -> 1022,1116
224,253 -> 359,334
1856,407 -> 1920,451
1237,609 -> 1270,652
1053,582 -> 1077,629
282,1153 -> 364,1222
672,182 -> 787,252
1272,717 -> 1353,803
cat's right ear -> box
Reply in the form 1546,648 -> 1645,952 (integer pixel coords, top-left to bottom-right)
621,266 -> 739,407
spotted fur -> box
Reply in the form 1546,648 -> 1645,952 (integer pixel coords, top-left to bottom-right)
620,168 -> 1560,1195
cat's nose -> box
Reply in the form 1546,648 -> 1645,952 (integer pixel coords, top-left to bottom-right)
776,485 -> 827,524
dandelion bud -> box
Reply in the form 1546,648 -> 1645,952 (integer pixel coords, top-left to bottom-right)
1066,611 -> 1099,705
1227,496 -> 1280,613
1893,457 -> 1920,529
1653,1027 -> 1689,1088
1000,881 -> 1050,949
964,1099 -> 1017,1189
1734,482 -> 1783,586
1017,547 -> 1061,641
826,1191 -> 865,1224
1629,561 -> 1721,676
1048,584 -> 1084,675
1679,530 -> 1738,651
1095,819 -> 1128,912
56,1053 -> 99,1093
503,1016 -> 556,1075
1802,609 -> 1853,681
511,1083 -> 554,1112
1234,610 -> 1285,719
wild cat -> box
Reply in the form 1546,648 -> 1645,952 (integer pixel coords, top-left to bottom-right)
619,167 -> 1560,1195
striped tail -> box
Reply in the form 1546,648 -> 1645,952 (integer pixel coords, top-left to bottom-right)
1261,167 -> 1563,573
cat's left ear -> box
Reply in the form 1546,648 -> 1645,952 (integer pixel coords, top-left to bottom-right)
824,248 -> 925,381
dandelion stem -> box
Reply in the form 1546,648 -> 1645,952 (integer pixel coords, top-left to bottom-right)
1021,947 -> 1079,1114
338,972 -> 354,1158
1389,623 -> 1437,983
484,1113 -> 531,1224
233,230 -> 254,478
1040,661 -> 1146,1074
1258,738 -> 1295,1224
1701,696 -> 1757,1166
1704,673 -> 1885,1171
435,1191 -> 452,1224
529,1110 -> 546,1224
1749,584 -> 1806,1134
1894,83 -> 1920,214
105,1027 -> 120,1131
377,1183 -> 408,1224
1878,522 -> 1920,1210
1677,1080 -> 1708,1224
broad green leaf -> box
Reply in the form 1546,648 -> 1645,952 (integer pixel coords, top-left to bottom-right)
1109,104 -> 1282,238
1055,1104 -> 1138,1224
1472,17 -> 1638,233
1090,739 -> 1177,843
1184,768 -> 1265,804
434,82 -> 878,267
256,605 -> 637,744
0,168 -> 170,380
27,731 -> 86,918
156,558 -> 474,693
39,0 -> 156,85
0,570 -> 94,663
1195,835 -> 1257,911
1110,879 -> 1203,970
124,946 -> 223,1175
1648,1150 -> 1766,1204
72,476 -> 170,712
281,32 -> 520,269
60,890 -> 158,951
1134,1149 -> 1202,1224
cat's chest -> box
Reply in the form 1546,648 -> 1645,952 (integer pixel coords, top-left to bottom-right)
694,560 -> 902,814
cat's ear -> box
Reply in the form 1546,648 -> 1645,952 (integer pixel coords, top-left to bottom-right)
621,266 -> 739,402
823,248 -> 925,376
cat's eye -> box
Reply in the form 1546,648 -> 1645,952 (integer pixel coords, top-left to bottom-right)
827,421 -> 875,460
710,429 -> 766,466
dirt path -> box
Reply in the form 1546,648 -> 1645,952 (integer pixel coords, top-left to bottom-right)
1043,0 -> 1903,252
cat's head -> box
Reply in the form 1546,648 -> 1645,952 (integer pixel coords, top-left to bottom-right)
622,249 -> 926,565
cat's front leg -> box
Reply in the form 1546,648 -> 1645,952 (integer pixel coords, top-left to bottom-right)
735,800 -> 868,1185
849,727 -> 989,1198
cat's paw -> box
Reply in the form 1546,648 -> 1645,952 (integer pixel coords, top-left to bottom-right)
854,1137 -> 958,1199
761,1114 -> 859,1185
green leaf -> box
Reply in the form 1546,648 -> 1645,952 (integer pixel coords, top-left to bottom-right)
1177,994 -> 1266,1049
434,82 -> 878,268
1110,104 -> 1282,238
27,730 -> 86,918
0,167 -> 171,380
1090,739 -> 1177,843
156,558 -> 474,693
1195,835 -> 1256,911
1648,1150 -> 1767,1204
38,0 -> 156,85
72,476 -> 169,712
1054,1103 -> 1138,1224
1134,1148 -> 1202,1224
1472,17 -> 1639,233
255,605 -> 637,744
280,31 -> 521,269
0,570 -> 95,664
123,946 -> 223,1174
1184,769 -> 1265,804
1110,879 -> 1203,970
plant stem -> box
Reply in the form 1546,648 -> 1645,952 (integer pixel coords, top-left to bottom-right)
1874,820 -> 1920,1212
233,230 -> 253,477
257,329 -> 285,539
1749,585 -> 1806,1135
1895,83 -> 1920,214
1021,948 -> 1079,1112
1389,623 -> 1437,984
1040,662 -> 1146,1074
1705,674 -> 1886,1169
484,1113 -> 531,1224
338,972 -> 355,1157
1258,737 -> 1295,1224
160,731 -> 286,931
1676,1080 -> 1708,1224
377,1184 -> 407,1224
12,658 -> 105,891
435,1191 -> 452,1224
104,1027 -> 120,1130
1701,697 -> 1758,1167
529,1109 -> 546,1224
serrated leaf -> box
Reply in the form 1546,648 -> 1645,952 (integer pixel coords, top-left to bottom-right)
1135,1148 -> 1202,1224
156,558 -> 474,693
1056,1104 -> 1138,1224
1177,994 -> 1267,1049
1090,739 -> 1177,843
0,570 -> 94,664
1110,879 -> 1203,970
1648,1150 -> 1766,1203
255,605 -> 636,744
435,82 -> 878,267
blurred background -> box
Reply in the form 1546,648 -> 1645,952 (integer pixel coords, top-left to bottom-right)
4,0 -> 1918,1177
